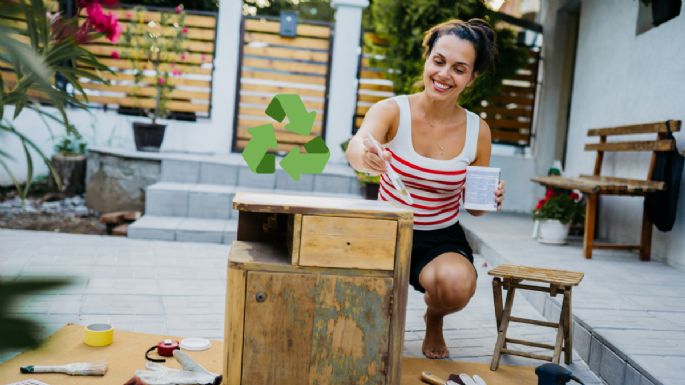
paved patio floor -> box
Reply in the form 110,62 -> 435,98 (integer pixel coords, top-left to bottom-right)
0,227 -> 603,384
461,213 -> 685,385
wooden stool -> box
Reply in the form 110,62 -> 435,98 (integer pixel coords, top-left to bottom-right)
488,265 -> 584,370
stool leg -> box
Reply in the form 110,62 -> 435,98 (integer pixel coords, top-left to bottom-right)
492,278 -> 503,329
563,289 -> 573,364
490,283 -> 516,371
552,290 -> 570,364
492,278 -> 506,349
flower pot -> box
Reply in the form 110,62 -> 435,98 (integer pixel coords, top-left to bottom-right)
48,153 -> 86,195
536,219 -> 571,245
133,122 -> 166,152
361,182 -> 379,200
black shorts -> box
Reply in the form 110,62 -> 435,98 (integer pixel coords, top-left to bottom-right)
409,221 -> 475,293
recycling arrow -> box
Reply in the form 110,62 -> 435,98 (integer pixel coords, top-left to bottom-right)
242,93 -> 330,180
242,124 -> 277,173
280,136 -> 330,181
265,94 -> 317,136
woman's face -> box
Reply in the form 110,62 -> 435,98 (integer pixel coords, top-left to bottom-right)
423,33 -> 477,101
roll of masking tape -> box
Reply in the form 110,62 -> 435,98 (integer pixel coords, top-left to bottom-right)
84,323 -> 114,347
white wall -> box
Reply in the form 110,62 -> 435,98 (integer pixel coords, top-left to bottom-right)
563,0 -> 685,268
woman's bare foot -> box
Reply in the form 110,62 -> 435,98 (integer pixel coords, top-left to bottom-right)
422,312 -> 449,359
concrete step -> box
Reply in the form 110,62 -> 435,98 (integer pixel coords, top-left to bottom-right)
128,215 -> 238,244
145,182 -> 364,219
159,157 -> 360,194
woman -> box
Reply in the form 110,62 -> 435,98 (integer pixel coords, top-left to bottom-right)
345,18 -> 505,359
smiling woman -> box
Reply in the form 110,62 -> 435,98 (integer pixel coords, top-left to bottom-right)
345,18 -> 506,360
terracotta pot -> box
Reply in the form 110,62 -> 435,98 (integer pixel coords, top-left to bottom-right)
536,219 -> 570,245
133,122 -> 166,152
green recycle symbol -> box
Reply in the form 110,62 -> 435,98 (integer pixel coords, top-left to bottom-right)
242,93 -> 330,181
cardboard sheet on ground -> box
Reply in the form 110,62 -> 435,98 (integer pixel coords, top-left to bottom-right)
0,324 -> 536,385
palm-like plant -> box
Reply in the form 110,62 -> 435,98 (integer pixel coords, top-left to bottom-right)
0,0 -> 117,198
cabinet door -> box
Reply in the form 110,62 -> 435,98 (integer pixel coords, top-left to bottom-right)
243,272 -> 394,385
309,274 -> 394,385
242,271 -> 317,385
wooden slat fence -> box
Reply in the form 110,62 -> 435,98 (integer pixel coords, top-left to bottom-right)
472,48 -> 540,147
353,32 -> 395,132
76,7 -> 217,119
233,16 -> 332,153
354,36 -> 540,148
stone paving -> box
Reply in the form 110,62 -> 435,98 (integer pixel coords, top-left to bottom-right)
460,213 -> 685,385
0,228 -> 603,384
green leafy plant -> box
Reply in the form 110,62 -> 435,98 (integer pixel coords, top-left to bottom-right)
117,5 -> 188,124
0,0 -> 118,198
366,0 -> 529,109
356,171 -> 380,184
533,189 -> 585,225
54,132 -> 87,156
0,277 -> 73,350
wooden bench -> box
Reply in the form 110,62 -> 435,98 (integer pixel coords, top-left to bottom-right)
489,265 -> 584,370
531,120 -> 681,260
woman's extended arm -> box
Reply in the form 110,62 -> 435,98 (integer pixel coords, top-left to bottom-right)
345,99 -> 398,175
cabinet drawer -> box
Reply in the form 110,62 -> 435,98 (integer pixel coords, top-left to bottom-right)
299,215 -> 397,270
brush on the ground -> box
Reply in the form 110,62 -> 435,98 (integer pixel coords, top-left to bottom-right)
20,362 -> 107,376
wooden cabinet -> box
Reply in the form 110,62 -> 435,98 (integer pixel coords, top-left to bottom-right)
224,192 -> 413,385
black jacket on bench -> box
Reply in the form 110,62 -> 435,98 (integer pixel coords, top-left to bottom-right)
644,132 -> 684,232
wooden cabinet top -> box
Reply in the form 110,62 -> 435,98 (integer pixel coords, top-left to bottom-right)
232,192 -> 413,220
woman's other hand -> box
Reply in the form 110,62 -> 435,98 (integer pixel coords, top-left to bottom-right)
495,180 -> 505,211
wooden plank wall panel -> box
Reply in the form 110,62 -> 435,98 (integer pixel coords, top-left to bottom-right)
472,49 -> 540,147
76,7 -> 217,119
353,32 -> 395,133
234,17 -> 332,152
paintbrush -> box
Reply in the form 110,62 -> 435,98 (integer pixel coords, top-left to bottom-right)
20,362 -> 107,376
366,134 -> 414,205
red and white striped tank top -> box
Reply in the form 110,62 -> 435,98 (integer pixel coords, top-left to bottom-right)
378,95 -> 480,231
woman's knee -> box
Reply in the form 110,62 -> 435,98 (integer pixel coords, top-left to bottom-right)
420,254 -> 477,310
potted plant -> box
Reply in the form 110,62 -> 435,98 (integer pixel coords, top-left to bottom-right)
356,171 -> 381,200
0,0 -> 117,199
117,5 -> 188,152
49,133 -> 88,195
532,189 -> 585,244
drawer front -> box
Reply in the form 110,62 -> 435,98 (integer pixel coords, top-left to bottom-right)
299,215 -> 397,270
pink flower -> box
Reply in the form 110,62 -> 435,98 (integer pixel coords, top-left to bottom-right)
179,52 -> 187,61
85,3 -> 122,43
200,54 -> 206,62
175,4 -> 183,13
158,77 -> 165,85
182,27 -> 188,34
111,50 -> 120,59
172,69 -> 182,77
126,11 -> 133,19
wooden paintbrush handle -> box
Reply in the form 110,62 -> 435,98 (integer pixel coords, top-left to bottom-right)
421,371 -> 447,385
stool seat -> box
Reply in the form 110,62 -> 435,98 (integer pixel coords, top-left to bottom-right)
488,264 -> 584,371
488,264 -> 584,286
